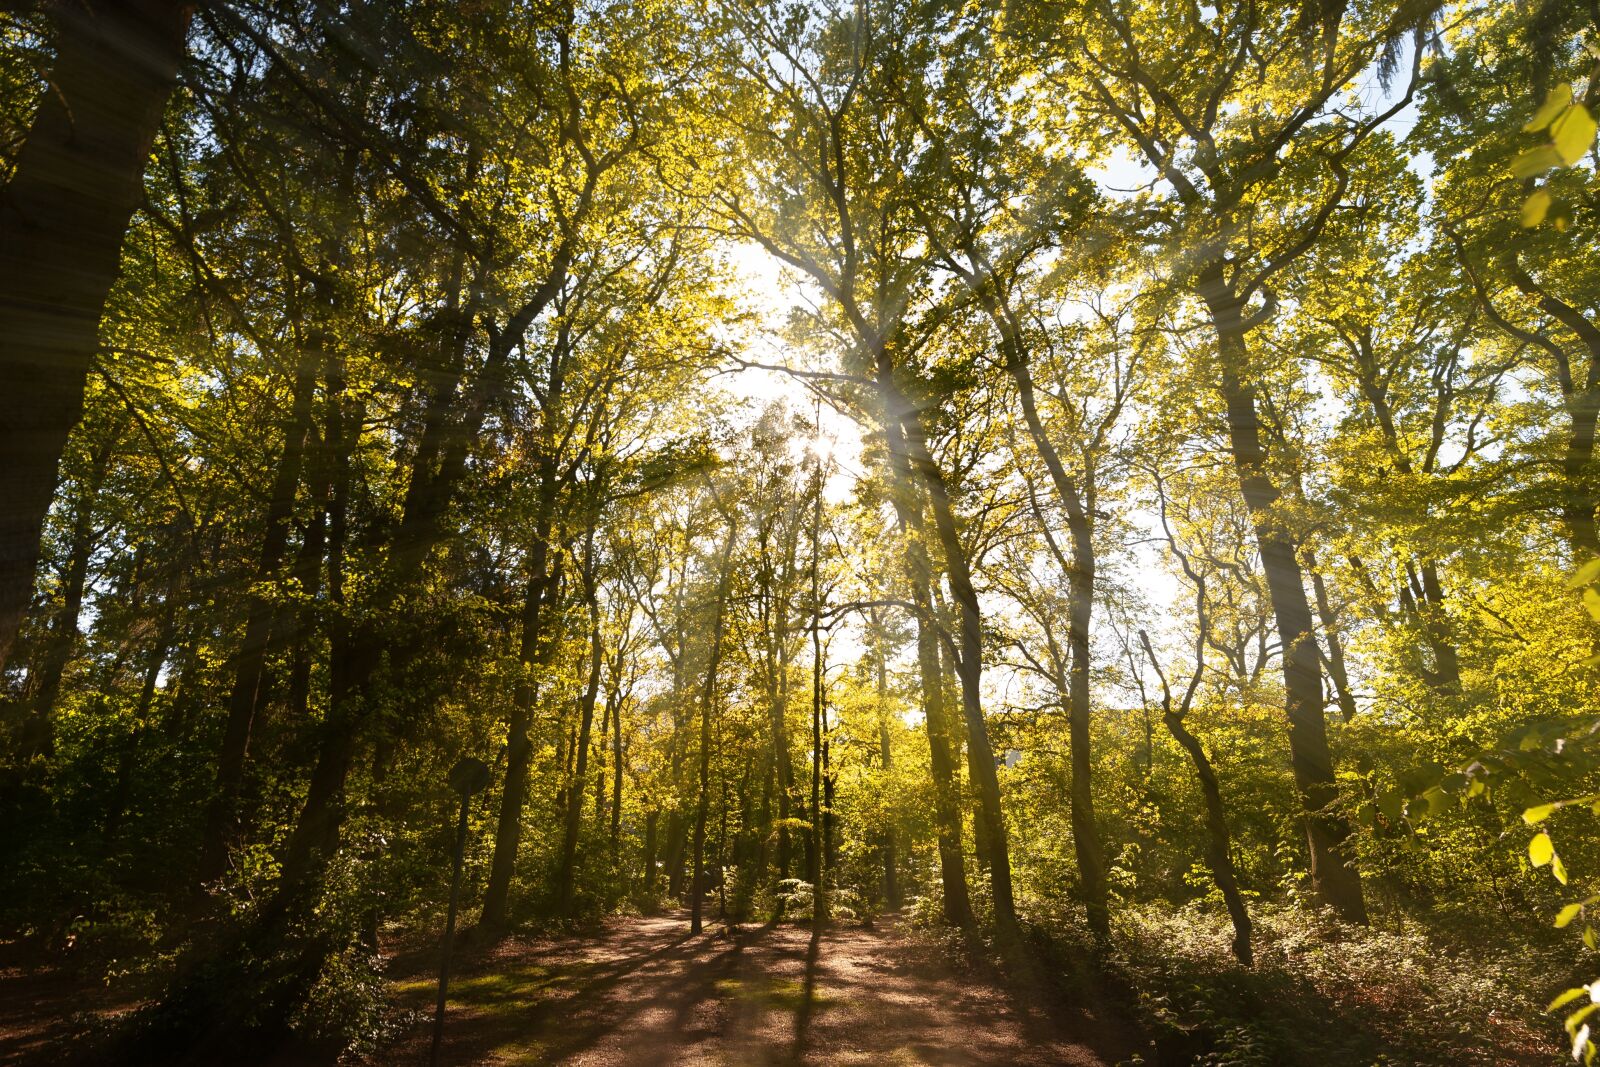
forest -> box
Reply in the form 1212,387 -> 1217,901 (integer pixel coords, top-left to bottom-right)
1,0 -> 1598,1063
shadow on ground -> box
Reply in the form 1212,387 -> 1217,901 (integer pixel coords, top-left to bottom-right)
378,912 -> 1134,1066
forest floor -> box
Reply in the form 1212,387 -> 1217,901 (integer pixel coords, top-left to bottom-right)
0,938 -> 149,1064
0,911 -> 1137,1065
377,910 -> 1139,1066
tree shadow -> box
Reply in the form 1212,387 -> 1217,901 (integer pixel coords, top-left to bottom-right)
385,917 -> 775,1066
786,924 -> 824,1066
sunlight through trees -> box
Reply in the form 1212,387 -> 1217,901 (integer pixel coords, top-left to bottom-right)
1,0 -> 1598,1062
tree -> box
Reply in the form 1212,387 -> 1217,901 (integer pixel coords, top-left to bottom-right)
0,0 -> 190,672
1009,0 -> 1438,922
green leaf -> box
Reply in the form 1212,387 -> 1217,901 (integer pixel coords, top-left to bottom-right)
1587,926 -> 1598,951
1559,903 -> 1584,928
1568,559 -> 1600,589
1525,802 -> 1560,825
1522,189 -> 1553,227
1584,587 -> 1600,621
1531,831 -> 1555,866
1553,104 -> 1598,166
1554,986 -> 1591,1011
1556,855 -> 1571,885
1376,789 -> 1404,822
1410,785 -> 1447,822
1512,144 -> 1564,178
1525,84 -> 1574,132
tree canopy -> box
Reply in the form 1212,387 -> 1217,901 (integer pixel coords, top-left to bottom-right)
2,0 -> 1599,1062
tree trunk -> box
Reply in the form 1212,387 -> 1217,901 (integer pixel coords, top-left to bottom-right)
1000,329 -> 1111,938
808,465 -> 828,924
610,688 -> 624,848
665,812 -> 687,898
1202,276 -> 1366,923
558,561 -> 604,913
873,621 -> 901,909
642,810 -> 658,901
1405,560 -> 1462,691
0,0 -> 190,672
866,368 -> 973,928
1306,554 -> 1358,721
1166,707 -> 1254,965
480,531 -> 561,929
896,406 -> 1017,933
596,690 -> 611,828
196,347 -> 318,887
1138,613 -> 1254,967
916,604 -> 972,926
776,617 -> 796,883
277,352 -> 363,890
690,512 -> 738,935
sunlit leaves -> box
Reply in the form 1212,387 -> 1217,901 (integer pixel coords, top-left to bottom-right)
1552,104 -> 1599,165
1516,79 -> 1597,169
1521,188 -> 1554,228
1530,831 -> 1555,867
1525,802 -> 1560,825
1568,559 -> 1600,590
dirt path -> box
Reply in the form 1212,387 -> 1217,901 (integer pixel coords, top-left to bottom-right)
379,912 -> 1134,1066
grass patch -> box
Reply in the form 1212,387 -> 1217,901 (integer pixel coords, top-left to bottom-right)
392,962 -> 576,1014
715,974 -> 834,1013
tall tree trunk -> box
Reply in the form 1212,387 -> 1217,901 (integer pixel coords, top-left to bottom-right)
1413,561 -> 1462,690
665,813 -> 687,898
1306,553 -> 1358,721
284,475 -> 329,729
987,290 -> 1110,936
895,406 -> 1017,933
690,512 -> 738,935
946,601 -> 994,878
196,346 -> 318,888
867,365 -> 973,928
282,250 -> 568,905
0,0 -> 190,672
480,524 -> 561,929
808,464 -> 828,924
642,810 -> 658,901
873,616 -> 901,909
610,686 -> 624,848
882,489 -> 971,925
1138,630 -> 1253,966
822,714 -> 836,904
1202,275 -> 1366,923
141,572 -> 180,723
1169,710 -> 1254,965
595,691 -> 610,827
774,597 -> 796,884
916,601 -> 972,926
277,349 -> 363,891
558,553 -> 604,913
